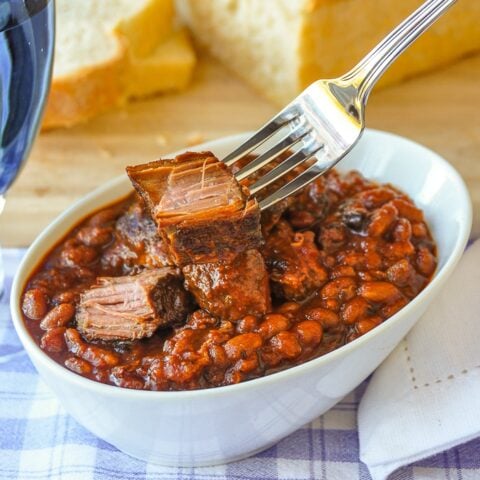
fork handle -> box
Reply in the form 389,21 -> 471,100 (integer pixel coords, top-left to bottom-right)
346,0 -> 457,102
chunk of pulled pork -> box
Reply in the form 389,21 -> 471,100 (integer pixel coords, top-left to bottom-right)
76,268 -> 192,341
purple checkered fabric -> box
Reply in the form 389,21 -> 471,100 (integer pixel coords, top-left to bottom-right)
2,248 -> 480,480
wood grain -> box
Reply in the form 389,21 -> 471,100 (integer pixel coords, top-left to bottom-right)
1,53 -> 479,247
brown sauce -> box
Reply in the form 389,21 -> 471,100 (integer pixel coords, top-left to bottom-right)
21,169 -> 437,390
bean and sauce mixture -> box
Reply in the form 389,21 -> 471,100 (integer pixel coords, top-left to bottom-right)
21,154 -> 437,391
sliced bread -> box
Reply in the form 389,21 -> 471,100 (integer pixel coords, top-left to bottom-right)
43,0 -> 195,129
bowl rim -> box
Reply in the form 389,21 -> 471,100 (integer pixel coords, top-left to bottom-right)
10,128 -> 472,400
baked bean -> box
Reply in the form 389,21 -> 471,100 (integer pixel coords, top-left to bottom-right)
389,199 -> 424,222
358,281 -> 401,304
111,373 -> 145,390
275,302 -> 301,315
40,303 -> 75,330
358,237 -> 379,253
65,328 -> 119,368
237,356 -> 259,373
260,348 -> 283,369
217,321 -> 235,338
380,298 -> 408,318
338,251 -> 363,267
31,268 -> 73,292
141,358 -> 169,390
225,370 -> 244,385
52,290 -> 77,304
60,244 -> 98,267
65,356 -> 92,375
412,222 -> 428,238
387,259 -> 415,287
304,307 -> 340,328
88,208 -> 120,227
223,333 -> 262,360
163,356 -> 205,383
392,218 -> 412,242
208,344 -> 229,368
95,369 -> 112,385
270,331 -> 302,359
364,252 -> 383,270
367,270 -> 387,281
330,265 -> 356,279
358,188 -> 395,208
22,288 -> 49,320
77,226 -> 113,247
384,241 -> 415,260
357,271 -> 375,282
64,238 -> 77,249
187,310 -> 218,329
236,315 -> 258,333
40,327 -> 66,353
321,298 -> 340,311
257,314 -> 290,339
321,277 -> 357,302
338,251 -> 381,270
183,346 -> 210,368
416,246 -> 436,276
206,328 -> 231,345
294,320 -> 323,346
165,329 -> 208,356
367,204 -> 398,237
357,316 -> 382,335
340,297 -> 369,325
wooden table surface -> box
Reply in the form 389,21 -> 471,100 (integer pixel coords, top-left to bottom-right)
1,53 -> 479,247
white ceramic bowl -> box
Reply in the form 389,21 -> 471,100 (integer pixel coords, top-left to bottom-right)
11,129 -> 471,466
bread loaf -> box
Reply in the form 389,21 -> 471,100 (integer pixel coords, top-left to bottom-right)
179,0 -> 480,105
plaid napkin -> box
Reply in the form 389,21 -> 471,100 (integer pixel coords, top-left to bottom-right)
2,248 -> 480,480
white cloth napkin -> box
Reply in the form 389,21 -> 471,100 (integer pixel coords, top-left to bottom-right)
358,238 -> 480,480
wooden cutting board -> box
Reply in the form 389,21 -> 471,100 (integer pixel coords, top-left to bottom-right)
1,53 -> 479,247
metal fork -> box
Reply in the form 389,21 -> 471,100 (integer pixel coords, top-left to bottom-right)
223,0 -> 456,210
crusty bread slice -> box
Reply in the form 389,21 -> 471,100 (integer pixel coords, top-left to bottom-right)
127,29 -> 196,98
179,0 -> 480,105
43,0 -> 175,129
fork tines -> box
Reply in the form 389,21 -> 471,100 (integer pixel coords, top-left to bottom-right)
223,105 -> 325,210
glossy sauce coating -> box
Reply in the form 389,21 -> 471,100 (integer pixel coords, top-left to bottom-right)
22,169 -> 437,390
